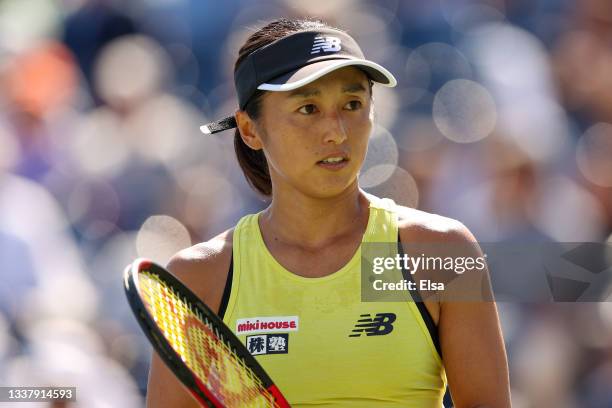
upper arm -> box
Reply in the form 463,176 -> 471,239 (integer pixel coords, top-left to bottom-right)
397,208 -> 510,408
146,232 -> 233,408
437,224 -> 511,408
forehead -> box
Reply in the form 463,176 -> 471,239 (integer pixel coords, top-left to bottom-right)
266,66 -> 370,102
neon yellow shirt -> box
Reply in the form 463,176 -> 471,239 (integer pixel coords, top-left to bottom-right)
223,195 -> 446,407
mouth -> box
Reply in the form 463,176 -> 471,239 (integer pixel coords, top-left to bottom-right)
316,154 -> 350,170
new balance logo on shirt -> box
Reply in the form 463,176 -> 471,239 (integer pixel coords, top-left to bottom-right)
349,313 -> 396,337
311,35 -> 342,54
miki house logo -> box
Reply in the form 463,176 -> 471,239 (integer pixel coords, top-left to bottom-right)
236,316 -> 299,335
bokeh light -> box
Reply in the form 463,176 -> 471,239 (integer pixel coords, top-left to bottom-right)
123,93 -> 202,166
433,79 -> 497,143
360,125 -> 398,188
363,165 -> 419,208
94,35 -> 170,108
0,0 -> 60,52
576,122 -> 612,187
136,215 -> 191,265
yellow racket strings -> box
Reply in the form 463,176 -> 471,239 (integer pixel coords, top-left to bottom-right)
139,271 -> 277,407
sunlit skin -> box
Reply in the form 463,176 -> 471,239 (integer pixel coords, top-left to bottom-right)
236,66 -> 373,251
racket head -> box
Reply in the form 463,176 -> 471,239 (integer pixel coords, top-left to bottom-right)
123,258 -> 289,408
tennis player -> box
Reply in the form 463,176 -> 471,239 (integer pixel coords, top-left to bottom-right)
147,18 -> 510,407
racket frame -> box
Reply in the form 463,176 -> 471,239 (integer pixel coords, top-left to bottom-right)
124,258 -> 289,407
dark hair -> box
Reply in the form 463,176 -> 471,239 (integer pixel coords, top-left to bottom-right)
233,18 -> 372,196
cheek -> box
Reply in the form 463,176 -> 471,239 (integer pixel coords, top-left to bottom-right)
260,121 -> 313,168
349,112 -> 373,146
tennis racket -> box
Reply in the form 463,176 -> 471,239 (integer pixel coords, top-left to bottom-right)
124,258 -> 290,407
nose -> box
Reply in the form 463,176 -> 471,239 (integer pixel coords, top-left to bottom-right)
322,109 -> 348,145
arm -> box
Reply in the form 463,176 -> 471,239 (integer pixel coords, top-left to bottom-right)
397,208 -> 511,407
146,232 -> 233,408
147,352 -> 200,408
439,224 -> 511,408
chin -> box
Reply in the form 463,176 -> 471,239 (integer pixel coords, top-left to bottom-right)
303,179 -> 358,199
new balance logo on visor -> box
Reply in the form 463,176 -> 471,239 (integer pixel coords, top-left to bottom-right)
310,35 -> 342,54
349,313 -> 396,337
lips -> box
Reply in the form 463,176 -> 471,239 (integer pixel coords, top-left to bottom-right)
316,152 -> 350,171
317,152 -> 349,164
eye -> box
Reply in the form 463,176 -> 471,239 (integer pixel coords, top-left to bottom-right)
345,100 -> 362,111
297,104 -> 318,115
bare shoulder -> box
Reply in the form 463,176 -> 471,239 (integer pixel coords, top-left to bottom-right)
394,205 -> 476,243
168,228 -> 234,271
166,228 -> 234,314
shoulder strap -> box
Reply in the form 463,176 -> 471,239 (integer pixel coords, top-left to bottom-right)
217,256 -> 233,319
397,232 -> 442,357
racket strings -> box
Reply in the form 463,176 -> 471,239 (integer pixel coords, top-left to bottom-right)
139,271 -> 277,407
191,309 -> 265,393
187,301 -> 275,406
189,307 -> 268,403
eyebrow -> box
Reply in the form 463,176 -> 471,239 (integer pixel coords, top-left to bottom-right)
342,83 -> 368,94
287,82 -> 368,99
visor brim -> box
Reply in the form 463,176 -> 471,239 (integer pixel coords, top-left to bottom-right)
257,59 -> 397,92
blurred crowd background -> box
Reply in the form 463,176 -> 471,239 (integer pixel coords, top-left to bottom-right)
1,0 -> 612,406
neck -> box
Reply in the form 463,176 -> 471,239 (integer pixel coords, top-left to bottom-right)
260,183 -> 370,250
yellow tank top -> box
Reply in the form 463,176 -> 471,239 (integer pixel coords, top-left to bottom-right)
223,195 -> 446,407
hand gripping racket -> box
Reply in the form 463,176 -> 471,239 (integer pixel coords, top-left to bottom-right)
124,258 -> 290,407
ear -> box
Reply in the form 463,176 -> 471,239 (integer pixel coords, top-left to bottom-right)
235,110 -> 264,150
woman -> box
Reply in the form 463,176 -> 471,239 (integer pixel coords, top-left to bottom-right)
147,18 -> 510,407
